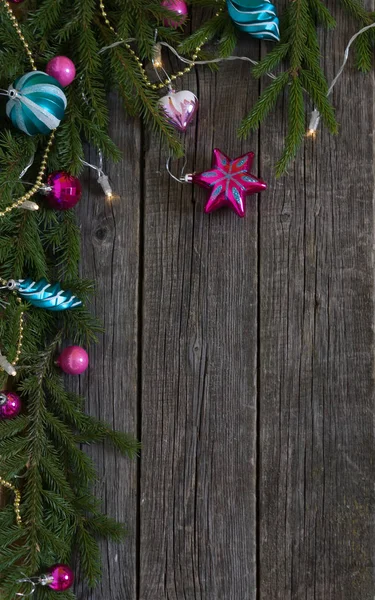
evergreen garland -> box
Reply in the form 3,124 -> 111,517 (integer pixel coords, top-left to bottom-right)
0,0 -> 374,597
182,0 -> 375,175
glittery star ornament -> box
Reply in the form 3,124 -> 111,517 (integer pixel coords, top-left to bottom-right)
192,149 -> 267,217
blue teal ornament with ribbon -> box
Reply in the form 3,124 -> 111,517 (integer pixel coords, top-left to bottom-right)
6,71 -> 67,136
226,0 -> 280,42
5,278 -> 82,311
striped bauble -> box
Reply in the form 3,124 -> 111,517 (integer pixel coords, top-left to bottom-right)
6,70 -> 67,136
226,0 -> 280,42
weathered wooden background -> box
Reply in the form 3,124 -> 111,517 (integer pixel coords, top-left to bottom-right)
75,2 -> 375,599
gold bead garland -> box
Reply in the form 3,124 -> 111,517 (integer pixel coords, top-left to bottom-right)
0,1 -> 50,533
0,131 -> 55,219
0,0 -> 36,71
0,476 -> 22,526
0,279 -> 24,374
99,0 -> 224,90
11,309 -> 24,367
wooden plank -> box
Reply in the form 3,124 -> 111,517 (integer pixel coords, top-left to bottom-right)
258,5 -> 375,598
139,25 -> 261,599
74,91 -> 140,600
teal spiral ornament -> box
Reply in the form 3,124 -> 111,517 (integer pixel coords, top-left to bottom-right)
226,0 -> 280,42
6,278 -> 82,311
6,71 -> 67,136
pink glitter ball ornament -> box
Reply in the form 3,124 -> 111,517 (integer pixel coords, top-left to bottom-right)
46,56 -> 76,87
0,391 -> 22,419
44,172 -> 82,210
161,0 -> 188,27
47,564 -> 74,592
57,346 -> 89,375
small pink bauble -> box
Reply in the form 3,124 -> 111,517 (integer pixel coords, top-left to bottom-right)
45,172 -> 82,210
0,391 -> 22,419
57,346 -> 89,375
161,0 -> 188,27
8,0 -> 26,3
46,56 -> 76,87
47,564 -> 74,592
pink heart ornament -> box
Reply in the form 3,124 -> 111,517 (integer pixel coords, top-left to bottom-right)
159,89 -> 198,132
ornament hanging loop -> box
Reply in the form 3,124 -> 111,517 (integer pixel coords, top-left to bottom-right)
166,155 -> 192,184
16,574 -> 54,597
8,87 -> 18,99
16,576 -> 38,597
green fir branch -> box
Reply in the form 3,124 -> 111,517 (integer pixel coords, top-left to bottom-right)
275,75 -> 305,176
1,0 -> 375,597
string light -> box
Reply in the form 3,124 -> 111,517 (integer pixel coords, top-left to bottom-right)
0,352 -> 16,376
152,41 -> 163,69
19,200 -> 39,211
81,153 -> 119,201
0,289 -> 24,375
98,0 -> 217,89
98,7 -> 375,141
0,157 -> 39,211
99,36 -> 277,83
98,173 -> 115,201
307,21 -> 375,137
306,108 -> 320,138
157,40 -> 277,80
16,157 -> 39,210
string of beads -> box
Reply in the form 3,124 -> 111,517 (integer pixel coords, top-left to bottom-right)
99,0 -> 224,90
0,0 -> 36,71
0,0 -> 56,217
0,279 -> 24,371
11,310 -> 24,367
0,131 -> 55,218
0,476 -> 22,526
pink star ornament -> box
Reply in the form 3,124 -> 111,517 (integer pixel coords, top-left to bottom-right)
191,149 -> 267,217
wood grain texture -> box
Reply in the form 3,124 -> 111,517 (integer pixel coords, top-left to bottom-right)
75,6 -> 375,600
75,92 -> 140,600
139,26 -> 261,600
258,3 -> 375,599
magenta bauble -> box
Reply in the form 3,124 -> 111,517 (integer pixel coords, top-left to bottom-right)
45,172 -> 82,210
8,0 -> 26,3
47,564 -> 74,591
57,346 -> 89,375
161,0 -> 188,27
0,391 -> 22,419
46,56 -> 76,87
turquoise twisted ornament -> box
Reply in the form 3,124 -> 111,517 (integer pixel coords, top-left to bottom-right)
6,278 -> 82,311
226,0 -> 280,42
6,71 -> 67,136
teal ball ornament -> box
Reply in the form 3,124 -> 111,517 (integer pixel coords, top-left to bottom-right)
6,71 -> 67,136
226,0 -> 280,42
